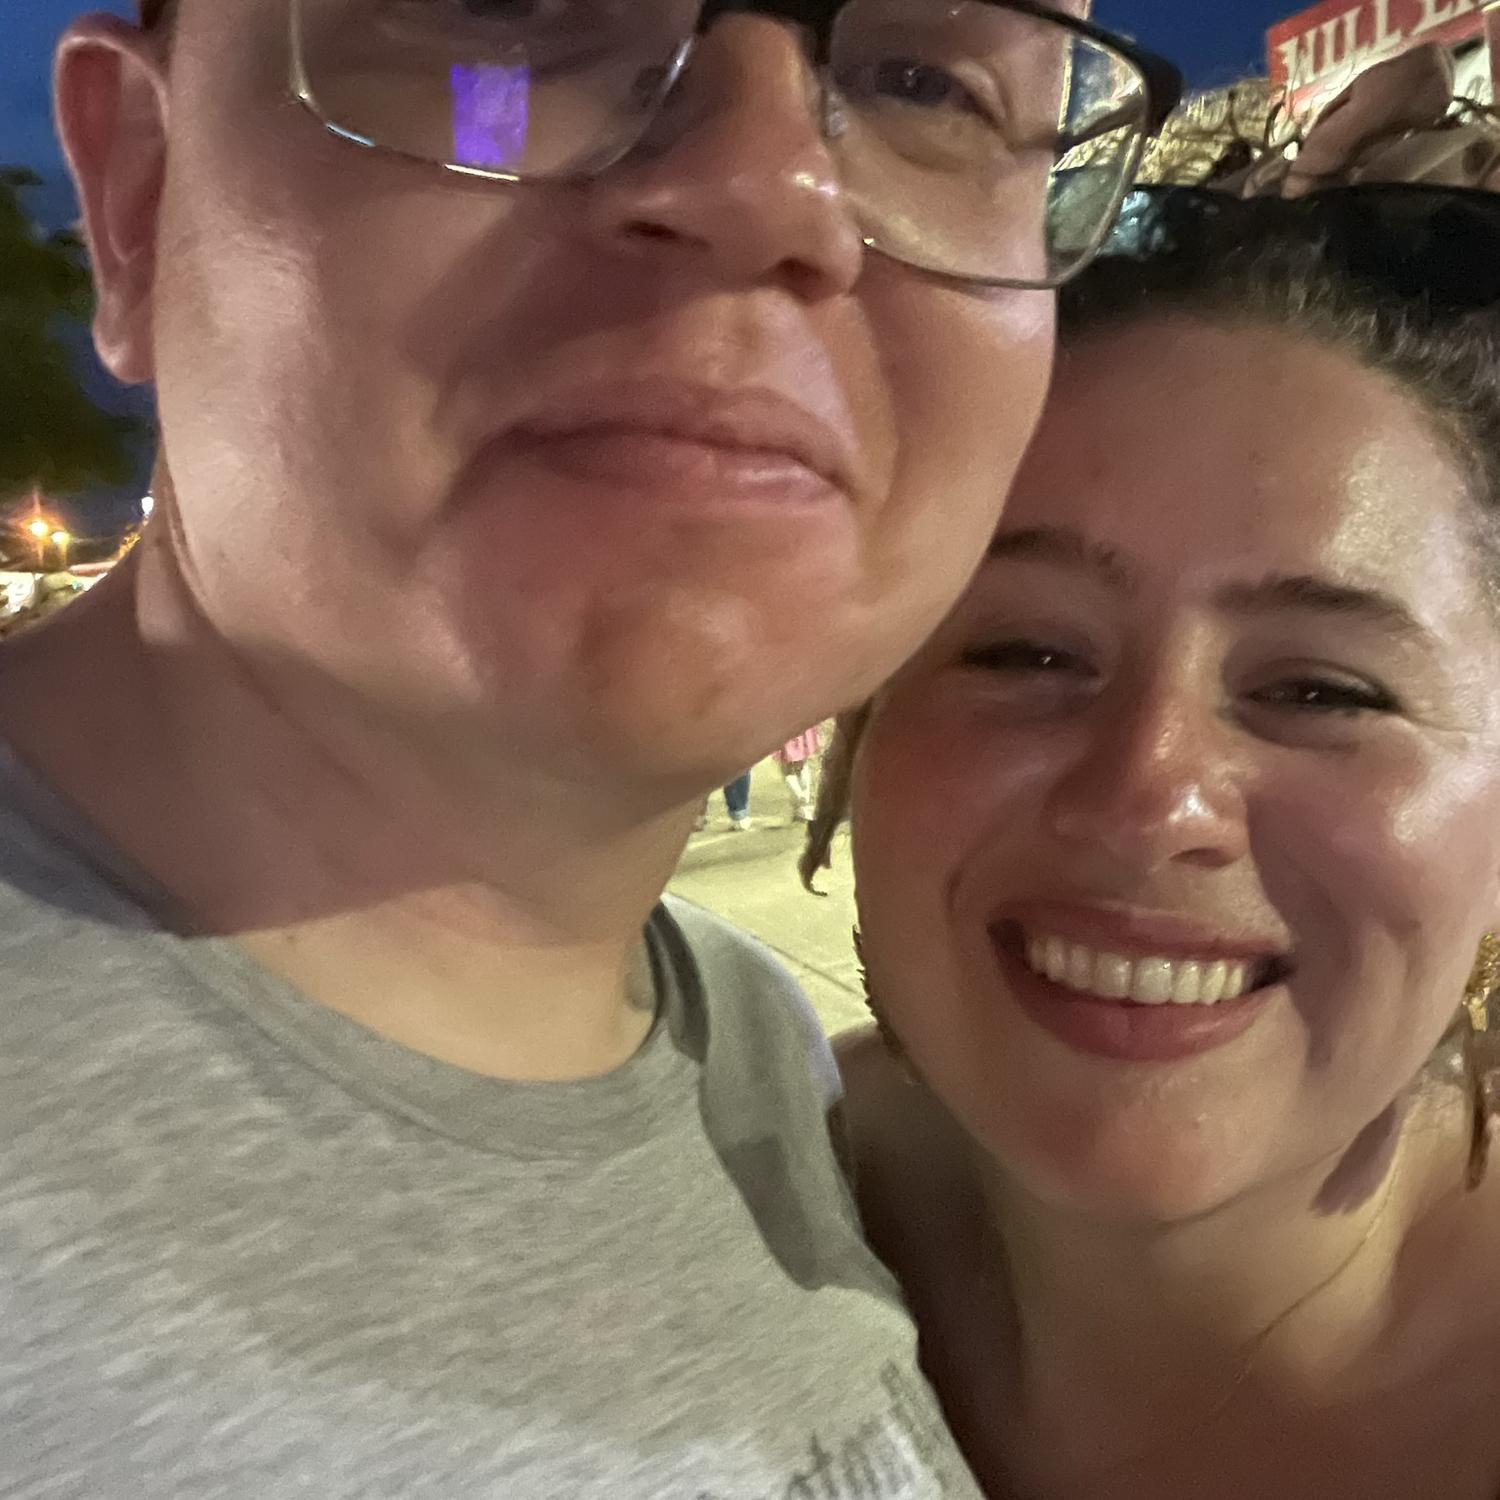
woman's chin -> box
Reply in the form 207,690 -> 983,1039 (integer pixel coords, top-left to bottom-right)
973,1113 -> 1254,1226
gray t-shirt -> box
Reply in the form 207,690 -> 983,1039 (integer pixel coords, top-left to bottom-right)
0,745 -> 980,1499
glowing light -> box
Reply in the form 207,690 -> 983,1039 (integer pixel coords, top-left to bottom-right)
27,519 -> 49,539
450,62 -> 531,169
141,494 -> 156,519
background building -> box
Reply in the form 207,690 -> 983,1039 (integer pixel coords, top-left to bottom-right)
1269,0 -> 1499,119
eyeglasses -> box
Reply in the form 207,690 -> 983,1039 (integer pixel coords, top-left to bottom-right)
287,0 -> 1183,289
1104,183 -> 1500,312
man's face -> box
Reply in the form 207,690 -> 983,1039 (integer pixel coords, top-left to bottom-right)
69,0 -> 1055,789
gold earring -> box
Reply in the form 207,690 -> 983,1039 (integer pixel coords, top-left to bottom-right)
1461,934 -> 1497,1191
1464,932 -> 1499,1034
853,925 -> 917,1082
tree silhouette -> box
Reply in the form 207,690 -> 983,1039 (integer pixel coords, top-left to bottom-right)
0,165 -> 143,501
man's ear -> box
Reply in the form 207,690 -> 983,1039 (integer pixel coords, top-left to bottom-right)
53,14 -> 171,385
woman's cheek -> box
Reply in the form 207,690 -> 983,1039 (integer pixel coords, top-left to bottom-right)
1255,746 -> 1500,1041
1286,741 -> 1493,905
854,697 -> 971,923
857,689 -> 1042,936
854,714 -> 941,877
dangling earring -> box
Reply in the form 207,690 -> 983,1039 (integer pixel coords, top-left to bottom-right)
853,925 -> 916,1083
1461,934 -> 1498,1191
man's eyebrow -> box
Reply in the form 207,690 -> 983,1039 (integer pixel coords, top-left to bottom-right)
1215,574 -> 1437,647
984,525 -> 1134,590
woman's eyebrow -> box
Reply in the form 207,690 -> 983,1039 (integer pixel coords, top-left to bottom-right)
985,525 -> 1134,590
1215,574 -> 1436,649
985,531 -> 1438,649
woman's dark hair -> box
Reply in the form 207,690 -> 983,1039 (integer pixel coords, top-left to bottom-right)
1057,192 -> 1500,541
140,0 -> 177,32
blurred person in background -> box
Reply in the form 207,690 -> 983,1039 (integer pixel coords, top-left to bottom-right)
776,722 -> 825,822
723,768 -> 756,831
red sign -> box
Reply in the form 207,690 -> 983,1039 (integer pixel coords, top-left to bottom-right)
1268,0 -> 1490,106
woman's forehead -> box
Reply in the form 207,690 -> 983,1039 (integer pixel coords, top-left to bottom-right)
1013,320 -> 1485,589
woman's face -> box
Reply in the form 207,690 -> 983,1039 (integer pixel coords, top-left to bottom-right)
853,316 -> 1500,1222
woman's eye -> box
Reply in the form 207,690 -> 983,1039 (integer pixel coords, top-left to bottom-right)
1249,678 -> 1398,717
959,641 -> 1087,675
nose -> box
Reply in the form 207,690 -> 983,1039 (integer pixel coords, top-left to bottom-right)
583,16 -> 865,301
1045,676 -> 1248,875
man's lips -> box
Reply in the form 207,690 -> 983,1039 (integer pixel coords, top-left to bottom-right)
507,377 -> 855,496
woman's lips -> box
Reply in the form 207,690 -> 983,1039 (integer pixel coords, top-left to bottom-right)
988,921 -> 1281,1063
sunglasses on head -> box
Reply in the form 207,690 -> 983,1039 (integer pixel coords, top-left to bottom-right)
1103,182 -> 1500,313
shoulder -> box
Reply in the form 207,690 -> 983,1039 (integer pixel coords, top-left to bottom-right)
834,1027 -> 980,1259
0,787 -> 132,961
835,1028 -> 972,1173
658,895 -> 813,1023
834,1026 -> 912,1169
0,742 -> 150,939
660,894 -> 797,985
658,895 -> 838,1109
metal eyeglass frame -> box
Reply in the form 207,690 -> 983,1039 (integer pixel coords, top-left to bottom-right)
284,0 -> 1187,289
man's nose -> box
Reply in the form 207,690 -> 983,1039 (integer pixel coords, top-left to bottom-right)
582,16 -> 865,301
1044,682 -> 1249,875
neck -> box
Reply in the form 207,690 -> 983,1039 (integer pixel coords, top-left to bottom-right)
979,1102 -> 1450,1484
0,531 -> 698,1080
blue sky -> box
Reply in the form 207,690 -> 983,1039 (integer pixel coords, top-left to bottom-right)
4,1 -> 1295,224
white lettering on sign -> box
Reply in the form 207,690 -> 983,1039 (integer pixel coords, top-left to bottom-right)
1372,0 -> 1402,49
1412,0 -> 1478,36
1269,0 -> 1487,94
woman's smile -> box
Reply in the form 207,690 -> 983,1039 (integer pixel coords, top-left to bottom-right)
989,915 -> 1287,1062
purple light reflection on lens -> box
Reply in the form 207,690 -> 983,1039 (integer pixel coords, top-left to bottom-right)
450,62 -> 531,169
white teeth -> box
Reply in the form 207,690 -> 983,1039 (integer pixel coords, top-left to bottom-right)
1066,944 -> 1093,990
1044,936 -> 1068,983
1132,958 -> 1174,1006
1097,954 -> 1132,1000
1170,962 -> 1203,1005
1020,934 -> 1268,1007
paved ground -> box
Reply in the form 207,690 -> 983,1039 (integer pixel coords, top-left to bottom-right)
668,759 -> 867,1037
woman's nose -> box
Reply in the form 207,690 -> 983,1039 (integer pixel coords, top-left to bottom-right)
583,16 -> 865,301
1044,683 -> 1249,875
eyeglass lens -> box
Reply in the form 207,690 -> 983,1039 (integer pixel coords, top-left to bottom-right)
293,0 -> 1152,285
